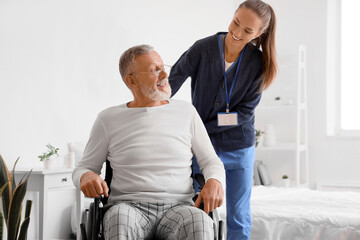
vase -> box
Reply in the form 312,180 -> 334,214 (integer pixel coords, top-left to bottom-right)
282,178 -> 290,188
255,135 -> 264,147
66,152 -> 76,169
43,156 -> 57,170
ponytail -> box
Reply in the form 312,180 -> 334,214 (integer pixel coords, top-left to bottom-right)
240,0 -> 278,91
259,4 -> 277,91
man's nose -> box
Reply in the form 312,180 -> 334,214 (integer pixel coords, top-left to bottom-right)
159,69 -> 168,78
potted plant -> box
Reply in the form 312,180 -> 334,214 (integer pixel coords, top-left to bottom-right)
282,174 -> 290,188
0,155 -> 32,240
255,129 -> 264,147
38,144 -> 60,169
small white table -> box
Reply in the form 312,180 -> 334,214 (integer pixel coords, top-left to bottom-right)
15,168 -> 75,240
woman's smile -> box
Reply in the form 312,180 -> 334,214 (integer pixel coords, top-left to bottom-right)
231,34 -> 241,41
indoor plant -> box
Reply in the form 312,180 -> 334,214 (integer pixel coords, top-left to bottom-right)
282,174 -> 290,188
0,155 -> 32,240
255,129 -> 264,147
38,144 -> 60,169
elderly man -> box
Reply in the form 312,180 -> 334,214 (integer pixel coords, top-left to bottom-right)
72,44 -> 225,240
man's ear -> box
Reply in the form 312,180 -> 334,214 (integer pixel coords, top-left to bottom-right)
125,75 -> 135,87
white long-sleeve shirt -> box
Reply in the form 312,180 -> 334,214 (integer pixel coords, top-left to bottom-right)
72,99 -> 225,204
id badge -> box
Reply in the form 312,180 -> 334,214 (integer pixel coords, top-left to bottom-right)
217,112 -> 239,126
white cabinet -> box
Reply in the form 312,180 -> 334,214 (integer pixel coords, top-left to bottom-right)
255,45 -> 309,187
15,168 -> 76,240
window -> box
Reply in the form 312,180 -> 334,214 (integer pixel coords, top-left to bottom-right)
340,0 -> 360,131
327,0 -> 360,137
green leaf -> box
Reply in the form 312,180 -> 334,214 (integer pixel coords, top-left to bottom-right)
38,143 -> 60,162
17,217 -> 30,240
17,200 -> 32,240
24,200 -> 32,220
17,168 -> 32,187
15,214 -> 21,240
7,180 -> 28,240
0,155 -> 11,225
0,181 -> 9,196
10,157 -> 19,195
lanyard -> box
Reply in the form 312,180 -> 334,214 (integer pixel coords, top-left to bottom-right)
221,33 -> 246,113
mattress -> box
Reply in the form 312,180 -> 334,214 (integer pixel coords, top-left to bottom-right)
250,186 -> 360,240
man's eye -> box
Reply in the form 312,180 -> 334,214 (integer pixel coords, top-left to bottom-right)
234,21 -> 239,26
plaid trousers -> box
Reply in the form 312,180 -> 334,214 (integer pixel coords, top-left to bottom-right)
103,201 -> 214,240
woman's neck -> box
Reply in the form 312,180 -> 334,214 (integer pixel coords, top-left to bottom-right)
224,34 -> 245,63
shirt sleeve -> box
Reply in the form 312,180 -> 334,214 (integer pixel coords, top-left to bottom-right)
169,46 -> 195,96
72,115 -> 109,189
190,107 -> 225,188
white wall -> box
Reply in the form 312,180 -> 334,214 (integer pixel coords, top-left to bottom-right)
0,0 -> 236,169
260,0 -> 360,189
1,0 -> 360,190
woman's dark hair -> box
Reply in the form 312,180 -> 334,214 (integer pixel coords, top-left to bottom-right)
238,0 -> 277,91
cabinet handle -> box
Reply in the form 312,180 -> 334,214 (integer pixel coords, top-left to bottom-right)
62,177 -> 68,182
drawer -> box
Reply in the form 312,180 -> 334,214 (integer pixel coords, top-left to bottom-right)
46,173 -> 74,189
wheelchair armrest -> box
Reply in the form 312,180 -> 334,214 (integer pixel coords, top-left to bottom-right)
93,198 -> 101,238
84,198 -> 105,240
194,173 -> 206,190
80,223 -> 87,240
193,174 -> 224,240
192,194 -> 204,211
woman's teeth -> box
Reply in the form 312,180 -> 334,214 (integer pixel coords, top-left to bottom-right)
232,34 -> 240,41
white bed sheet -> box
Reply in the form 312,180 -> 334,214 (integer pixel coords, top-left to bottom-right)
250,186 -> 360,240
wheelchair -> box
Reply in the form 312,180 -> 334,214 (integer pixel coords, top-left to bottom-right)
80,160 -> 224,240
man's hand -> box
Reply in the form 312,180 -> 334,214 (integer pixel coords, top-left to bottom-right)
194,178 -> 224,214
80,171 -> 109,198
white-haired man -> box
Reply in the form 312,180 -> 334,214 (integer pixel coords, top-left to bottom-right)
72,45 -> 225,240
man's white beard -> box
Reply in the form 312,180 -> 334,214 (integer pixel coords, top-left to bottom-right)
140,80 -> 171,101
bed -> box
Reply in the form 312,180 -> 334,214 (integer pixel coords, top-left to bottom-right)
250,186 -> 360,240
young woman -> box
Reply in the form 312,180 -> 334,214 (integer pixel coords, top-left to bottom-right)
168,0 -> 277,239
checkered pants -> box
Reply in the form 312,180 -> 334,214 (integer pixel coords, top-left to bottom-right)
103,202 -> 214,240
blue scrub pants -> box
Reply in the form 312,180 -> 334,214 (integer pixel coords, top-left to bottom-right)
193,146 -> 255,240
